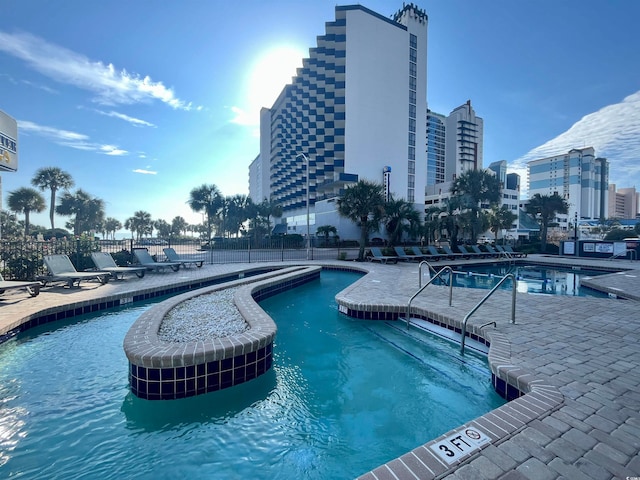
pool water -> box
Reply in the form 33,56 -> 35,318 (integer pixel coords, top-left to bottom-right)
0,270 -> 504,479
442,264 -> 610,298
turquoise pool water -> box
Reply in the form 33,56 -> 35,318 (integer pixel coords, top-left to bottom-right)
0,270 -> 504,479
442,263 -> 610,298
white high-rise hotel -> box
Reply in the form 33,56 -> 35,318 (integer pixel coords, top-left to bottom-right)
250,4 -> 428,237
527,147 -> 609,227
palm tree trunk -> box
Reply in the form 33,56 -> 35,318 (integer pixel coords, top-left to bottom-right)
49,188 -> 56,230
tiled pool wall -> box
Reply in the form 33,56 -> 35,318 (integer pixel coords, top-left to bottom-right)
125,266 -> 329,400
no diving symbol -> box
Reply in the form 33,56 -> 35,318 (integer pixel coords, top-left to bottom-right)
465,428 -> 481,441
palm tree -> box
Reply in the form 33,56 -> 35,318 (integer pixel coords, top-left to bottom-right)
316,225 -> 337,246
154,219 -> 171,239
188,184 -> 222,241
31,167 -> 74,231
171,216 -> 188,237
56,189 -> 105,236
124,210 -> 153,241
7,187 -> 46,237
384,196 -> 421,246
487,206 -> 518,244
423,206 -> 443,245
225,194 -> 250,237
337,180 -> 385,261
525,193 -> 569,252
103,217 -> 122,240
439,196 -> 463,248
450,169 -> 501,243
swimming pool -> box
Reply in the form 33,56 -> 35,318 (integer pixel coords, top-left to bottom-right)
440,263 -> 611,298
0,270 -> 504,479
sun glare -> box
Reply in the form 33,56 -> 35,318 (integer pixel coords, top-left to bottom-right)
248,45 -> 306,113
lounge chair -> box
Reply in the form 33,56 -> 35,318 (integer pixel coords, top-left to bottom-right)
163,247 -> 204,268
441,245 -> 467,260
41,254 -> 110,288
426,245 -> 448,261
504,245 -> 527,258
367,247 -> 398,264
410,246 -> 431,261
470,245 -> 490,258
483,245 -> 501,258
91,252 -> 146,280
133,249 -> 181,272
458,245 -> 483,258
0,273 -> 40,297
392,246 -> 421,262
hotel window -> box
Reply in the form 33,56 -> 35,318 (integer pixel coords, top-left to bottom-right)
410,34 -> 417,49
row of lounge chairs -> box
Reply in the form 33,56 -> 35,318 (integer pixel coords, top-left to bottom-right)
367,244 -> 526,263
30,248 -> 203,290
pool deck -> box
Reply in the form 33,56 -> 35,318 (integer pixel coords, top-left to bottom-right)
1,254 -> 639,479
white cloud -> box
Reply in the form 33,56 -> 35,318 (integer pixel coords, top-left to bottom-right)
510,90 -> 640,195
133,169 -> 157,175
0,30 -> 196,110
18,119 -> 128,156
94,109 -> 156,127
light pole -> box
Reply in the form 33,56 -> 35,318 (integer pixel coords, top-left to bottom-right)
296,153 -> 310,259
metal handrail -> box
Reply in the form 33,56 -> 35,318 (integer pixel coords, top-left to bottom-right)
460,273 -> 516,354
609,249 -> 637,261
418,260 -> 438,288
406,266 -> 453,329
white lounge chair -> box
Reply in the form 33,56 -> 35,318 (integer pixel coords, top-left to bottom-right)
41,254 -> 110,288
91,252 -> 146,280
0,273 -> 40,297
163,247 -> 204,268
133,249 -> 181,272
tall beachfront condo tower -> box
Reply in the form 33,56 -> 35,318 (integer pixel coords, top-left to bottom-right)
527,147 -> 609,227
254,4 -> 428,236
445,100 -> 483,182
426,109 -> 446,186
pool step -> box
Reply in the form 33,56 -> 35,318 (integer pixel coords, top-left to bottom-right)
396,317 -> 490,355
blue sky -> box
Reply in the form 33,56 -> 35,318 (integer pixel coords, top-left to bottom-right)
2,0 -> 639,234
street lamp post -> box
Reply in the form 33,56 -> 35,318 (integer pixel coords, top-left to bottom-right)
296,153 -> 311,260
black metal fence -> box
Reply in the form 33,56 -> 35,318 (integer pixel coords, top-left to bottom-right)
0,238 -> 360,281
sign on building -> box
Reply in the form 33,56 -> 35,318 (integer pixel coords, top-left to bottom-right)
0,110 -> 18,173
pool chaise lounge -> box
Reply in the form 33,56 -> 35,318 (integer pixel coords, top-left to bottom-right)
0,273 -> 40,297
41,254 -> 110,288
457,245 -> 483,258
133,248 -> 181,272
393,246 -> 422,262
163,247 -> 204,268
367,247 -> 398,264
90,252 -> 147,280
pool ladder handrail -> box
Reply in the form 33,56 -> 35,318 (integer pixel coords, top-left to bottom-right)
407,265 -> 453,330
609,249 -> 637,261
460,273 -> 516,354
418,260 -> 438,288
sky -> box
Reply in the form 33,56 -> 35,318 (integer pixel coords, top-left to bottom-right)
1,0 -> 639,235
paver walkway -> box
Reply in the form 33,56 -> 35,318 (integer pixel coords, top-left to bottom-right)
1,255 -> 639,479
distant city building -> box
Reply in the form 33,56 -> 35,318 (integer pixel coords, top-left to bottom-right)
445,100 -> 483,181
608,184 -> 639,220
251,4 -> 428,238
426,109 -> 446,186
527,147 -> 609,230
488,160 -> 520,216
